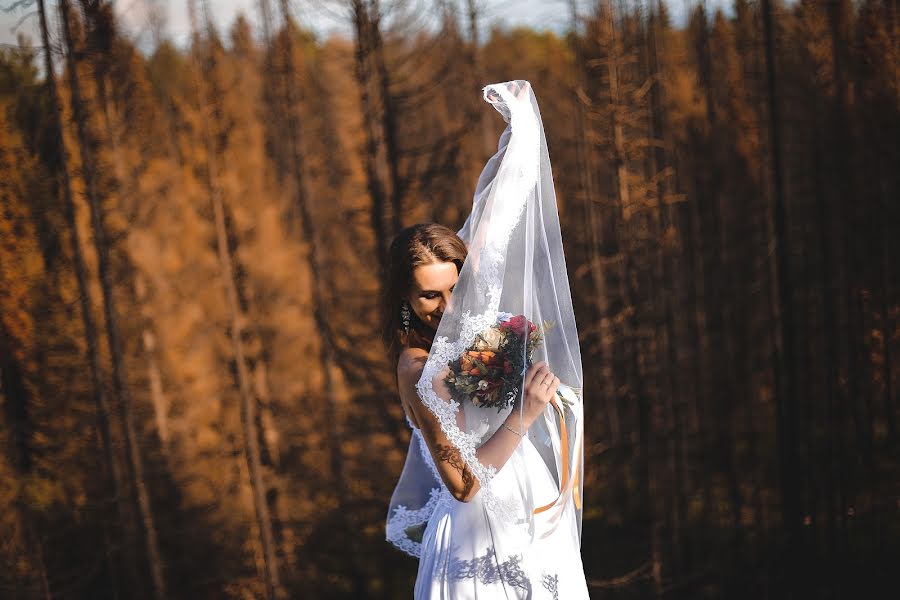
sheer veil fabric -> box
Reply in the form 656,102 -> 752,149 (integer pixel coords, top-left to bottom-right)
386,80 -> 587,598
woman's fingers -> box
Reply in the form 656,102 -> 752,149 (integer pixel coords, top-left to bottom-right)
539,370 -> 554,389
547,376 -> 561,400
524,362 -> 560,413
524,361 -> 548,389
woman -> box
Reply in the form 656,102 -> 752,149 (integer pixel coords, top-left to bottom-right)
384,82 -> 589,599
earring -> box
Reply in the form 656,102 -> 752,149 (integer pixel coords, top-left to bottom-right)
401,302 -> 411,335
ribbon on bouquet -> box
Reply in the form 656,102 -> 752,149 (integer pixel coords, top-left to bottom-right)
532,395 -> 581,515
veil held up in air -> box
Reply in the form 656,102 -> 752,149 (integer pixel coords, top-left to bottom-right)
387,80 -> 585,557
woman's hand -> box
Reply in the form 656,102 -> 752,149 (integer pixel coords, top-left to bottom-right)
402,354 -> 560,502
516,361 -> 559,429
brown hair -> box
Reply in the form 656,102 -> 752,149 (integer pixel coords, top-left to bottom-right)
381,223 -> 468,369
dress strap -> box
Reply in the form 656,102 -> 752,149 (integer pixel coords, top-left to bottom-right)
404,412 -> 418,431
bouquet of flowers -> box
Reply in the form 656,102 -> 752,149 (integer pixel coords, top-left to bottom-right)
445,312 -> 563,412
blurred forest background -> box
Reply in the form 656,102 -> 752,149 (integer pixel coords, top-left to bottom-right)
0,0 -> 898,598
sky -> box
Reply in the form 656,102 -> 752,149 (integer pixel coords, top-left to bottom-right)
1,0 -> 735,50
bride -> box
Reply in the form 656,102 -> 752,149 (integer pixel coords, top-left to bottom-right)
382,81 -> 589,599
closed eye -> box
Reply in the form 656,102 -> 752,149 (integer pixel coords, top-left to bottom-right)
420,287 -> 454,300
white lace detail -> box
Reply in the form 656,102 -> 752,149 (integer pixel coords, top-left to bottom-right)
416,82 -> 539,521
386,486 -> 452,558
475,84 -> 538,298
450,547 -> 531,591
386,420 -> 452,557
541,572 -> 559,600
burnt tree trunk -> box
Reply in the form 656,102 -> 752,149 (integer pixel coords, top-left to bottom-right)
59,2 -> 168,597
352,0 -> 391,271
188,2 -> 282,597
0,326 -> 52,599
37,0 -> 128,595
646,0 -> 688,577
600,1 -> 662,593
761,0 -> 802,593
272,1 -> 364,593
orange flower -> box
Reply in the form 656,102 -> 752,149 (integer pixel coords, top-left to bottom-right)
475,350 -> 501,365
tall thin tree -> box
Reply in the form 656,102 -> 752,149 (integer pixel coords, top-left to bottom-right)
761,0 -> 802,593
269,0 -> 363,592
58,1 -> 168,597
187,2 -> 282,596
36,0 -> 129,594
599,0 -> 661,592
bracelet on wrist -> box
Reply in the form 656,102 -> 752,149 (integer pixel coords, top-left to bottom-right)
502,422 -> 523,437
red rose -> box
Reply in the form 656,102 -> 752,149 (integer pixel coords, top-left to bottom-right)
501,315 -> 531,336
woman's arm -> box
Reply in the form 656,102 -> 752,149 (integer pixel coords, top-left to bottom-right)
398,348 -> 560,502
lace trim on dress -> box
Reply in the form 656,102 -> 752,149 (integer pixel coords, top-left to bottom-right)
386,421 -> 451,557
415,82 -> 540,520
449,547 -> 531,592
541,572 -> 559,600
386,486 -> 452,558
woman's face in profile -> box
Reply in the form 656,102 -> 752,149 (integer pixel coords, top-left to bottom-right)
408,261 -> 458,331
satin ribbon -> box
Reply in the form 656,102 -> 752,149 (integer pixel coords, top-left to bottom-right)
533,396 -> 572,515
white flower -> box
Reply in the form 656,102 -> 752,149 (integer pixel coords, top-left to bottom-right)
479,327 -> 502,349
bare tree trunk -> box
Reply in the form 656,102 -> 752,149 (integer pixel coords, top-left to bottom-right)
134,275 -> 170,455
370,0 -> 403,235
601,1 -> 661,593
272,3 -> 365,593
352,0 -> 390,272
58,2 -> 167,598
828,0 -> 874,479
808,94 -> 846,598
212,169 -> 282,600
697,1 -> 743,557
569,0 -> 621,448
0,326 -> 53,600
886,0 -> 900,448
256,0 -> 295,230
761,0 -> 802,592
466,0 -> 494,157
77,5 -> 173,468
646,0 -> 687,576
603,1 -> 631,217
80,0 -> 174,470
36,0 -> 128,596
880,208 -> 896,444
187,3 -> 282,597
27,520 -> 52,600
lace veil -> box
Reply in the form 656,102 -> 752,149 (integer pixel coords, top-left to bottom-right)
386,80 -> 584,557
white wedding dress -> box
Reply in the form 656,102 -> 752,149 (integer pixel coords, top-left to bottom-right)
386,80 -> 589,599
407,420 -> 589,599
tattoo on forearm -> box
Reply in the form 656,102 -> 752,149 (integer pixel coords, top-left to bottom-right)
436,443 -> 475,498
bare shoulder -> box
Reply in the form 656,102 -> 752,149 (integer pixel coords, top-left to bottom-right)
397,346 -> 429,386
